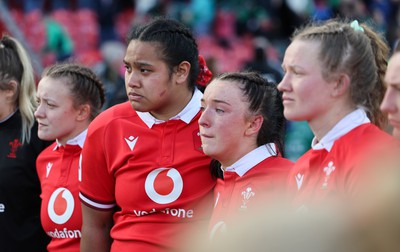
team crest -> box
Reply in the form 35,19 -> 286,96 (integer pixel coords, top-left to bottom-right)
7,139 -> 22,158
321,161 -> 335,189
240,186 -> 255,210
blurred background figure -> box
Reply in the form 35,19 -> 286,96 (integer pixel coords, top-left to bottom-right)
0,34 -> 51,252
243,37 -> 283,84
94,40 -> 127,109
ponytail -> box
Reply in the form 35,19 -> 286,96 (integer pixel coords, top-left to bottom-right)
362,24 -> 389,128
0,35 -> 36,143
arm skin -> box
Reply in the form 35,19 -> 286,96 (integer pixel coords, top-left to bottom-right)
80,203 -> 114,252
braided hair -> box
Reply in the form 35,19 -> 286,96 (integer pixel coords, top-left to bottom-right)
126,17 -> 200,91
42,63 -> 105,120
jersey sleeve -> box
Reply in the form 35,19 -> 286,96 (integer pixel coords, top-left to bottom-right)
79,116 -> 116,210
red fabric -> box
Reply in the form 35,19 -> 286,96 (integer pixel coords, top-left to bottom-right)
79,102 -> 215,252
288,123 -> 400,211
209,157 -> 293,237
36,143 -> 82,252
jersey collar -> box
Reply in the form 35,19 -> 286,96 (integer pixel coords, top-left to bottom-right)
137,88 -> 202,128
311,108 -> 370,152
54,129 -> 88,150
224,143 -> 277,177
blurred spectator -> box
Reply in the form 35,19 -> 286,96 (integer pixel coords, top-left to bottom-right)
213,8 -> 237,40
166,0 -> 189,23
243,37 -> 283,83
189,0 -> 216,36
24,9 -> 73,66
94,40 -> 127,109
91,0 -> 127,43
338,0 -> 370,21
311,0 -> 336,21
42,16 -> 73,61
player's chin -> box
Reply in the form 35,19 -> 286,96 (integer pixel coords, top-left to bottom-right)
283,109 -> 303,121
129,102 -> 147,112
38,131 -> 54,141
392,128 -> 400,140
200,144 -> 213,156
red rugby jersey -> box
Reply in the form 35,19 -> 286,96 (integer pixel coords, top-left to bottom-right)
208,145 -> 293,238
36,138 -> 84,252
80,91 -> 215,252
288,123 -> 399,212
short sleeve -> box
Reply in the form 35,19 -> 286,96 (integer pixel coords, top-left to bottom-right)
79,116 -> 116,210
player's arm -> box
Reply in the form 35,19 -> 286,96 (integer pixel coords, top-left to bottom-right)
80,204 -> 114,252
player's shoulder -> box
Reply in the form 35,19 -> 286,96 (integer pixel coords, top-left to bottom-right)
262,156 -> 294,169
338,123 -> 397,148
99,101 -> 135,119
37,142 -> 58,161
90,102 -> 138,130
333,124 -> 400,166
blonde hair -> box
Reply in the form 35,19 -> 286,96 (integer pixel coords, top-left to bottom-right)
0,35 -> 36,143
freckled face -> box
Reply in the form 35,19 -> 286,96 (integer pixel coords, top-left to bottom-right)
124,40 -> 179,118
199,80 -> 252,165
381,53 -> 400,140
35,77 -> 81,144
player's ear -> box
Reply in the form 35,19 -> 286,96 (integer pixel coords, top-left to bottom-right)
332,74 -> 350,97
245,114 -> 263,137
175,61 -> 190,85
76,104 -> 91,122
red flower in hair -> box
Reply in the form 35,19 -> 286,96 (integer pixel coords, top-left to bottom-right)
196,55 -> 213,87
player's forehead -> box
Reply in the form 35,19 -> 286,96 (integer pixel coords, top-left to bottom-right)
124,40 -> 163,63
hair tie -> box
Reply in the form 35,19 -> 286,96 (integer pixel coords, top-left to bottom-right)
350,20 -> 364,33
196,55 -> 213,87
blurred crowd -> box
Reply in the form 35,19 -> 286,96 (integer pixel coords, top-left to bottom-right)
2,0 -> 400,74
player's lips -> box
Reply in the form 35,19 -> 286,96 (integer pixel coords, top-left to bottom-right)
282,95 -> 294,104
37,122 -> 48,127
128,92 -> 143,102
37,122 -> 48,130
200,133 -> 213,139
388,118 -> 400,128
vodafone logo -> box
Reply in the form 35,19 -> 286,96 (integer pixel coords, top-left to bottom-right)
145,168 -> 183,204
47,188 -> 74,224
